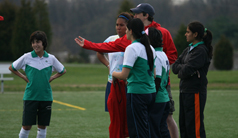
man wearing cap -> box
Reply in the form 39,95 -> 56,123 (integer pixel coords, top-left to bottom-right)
75,3 -> 178,138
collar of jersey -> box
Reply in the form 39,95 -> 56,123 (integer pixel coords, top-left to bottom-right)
189,41 -> 204,48
31,50 -> 49,58
132,39 -> 140,44
154,47 -> 163,51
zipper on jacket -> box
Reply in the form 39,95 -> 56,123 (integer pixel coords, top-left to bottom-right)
197,70 -> 200,78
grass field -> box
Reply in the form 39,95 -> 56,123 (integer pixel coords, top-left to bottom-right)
1,64 -> 238,137
3,63 -> 238,91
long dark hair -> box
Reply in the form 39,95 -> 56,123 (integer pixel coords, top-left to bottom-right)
148,27 -> 163,48
188,21 -> 213,59
127,18 -> 153,72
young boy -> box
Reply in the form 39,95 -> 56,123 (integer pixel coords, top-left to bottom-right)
9,31 -> 66,138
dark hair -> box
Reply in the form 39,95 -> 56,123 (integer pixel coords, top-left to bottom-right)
142,12 -> 154,22
188,21 -> 213,59
30,31 -> 48,50
127,18 -> 154,72
148,27 -> 163,48
117,12 -> 133,23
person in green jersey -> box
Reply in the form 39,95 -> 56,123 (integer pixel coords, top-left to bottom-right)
112,18 -> 156,138
147,27 -> 171,138
9,31 -> 66,138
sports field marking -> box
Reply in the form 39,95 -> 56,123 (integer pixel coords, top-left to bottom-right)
0,108 -> 78,112
53,100 -> 86,110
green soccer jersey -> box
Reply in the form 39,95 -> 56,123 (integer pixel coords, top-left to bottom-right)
12,51 -> 65,101
154,47 -> 170,103
123,40 -> 156,94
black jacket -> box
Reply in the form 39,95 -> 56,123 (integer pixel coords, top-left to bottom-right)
172,43 -> 211,93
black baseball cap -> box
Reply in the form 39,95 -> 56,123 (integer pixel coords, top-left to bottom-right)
130,3 -> 155,17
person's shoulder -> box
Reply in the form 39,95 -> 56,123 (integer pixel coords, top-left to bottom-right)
157,26 -> 170,34
47,53 -> 57,59
196,44 -> 208,53
126,43 -> 134,49
161,51 -> 169,60
155,50 -> 166,57
152,21 -> 171,34
109,35 -> 119,39
47,53 -> 62,63
20,51 -> 31,55
156,51 -> 169,64
130,42 -> 144,48
104,35 -> 119,42
22,52 -> 32,58
126,42 -> 140,51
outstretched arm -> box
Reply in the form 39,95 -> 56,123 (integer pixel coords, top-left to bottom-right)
75,35 -> 131,53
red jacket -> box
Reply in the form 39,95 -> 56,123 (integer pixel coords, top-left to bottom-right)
145,21 -> 177,65
83,21 -> 177,64
107,79 -> 128,138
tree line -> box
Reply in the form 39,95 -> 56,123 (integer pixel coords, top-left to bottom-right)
0,0 -> 51,61
0,0 -> 237,69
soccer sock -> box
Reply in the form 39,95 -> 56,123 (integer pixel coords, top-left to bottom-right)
36,128 -> 47,138
19,127 -> 30,138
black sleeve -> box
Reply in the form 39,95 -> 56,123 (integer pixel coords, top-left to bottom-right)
172,48 -> 187,74
172,60 -> 182,74
178,46 -> 208,79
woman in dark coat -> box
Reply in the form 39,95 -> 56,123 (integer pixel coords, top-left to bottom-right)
172,21 -> 213,138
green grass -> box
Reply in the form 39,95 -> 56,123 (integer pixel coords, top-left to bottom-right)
170,69 -> 238,90
0,91 -> 110,138
0,90 -> 238,138
1,63 -> 238,137
3,63 -> 238,92
204,90 -> 238,138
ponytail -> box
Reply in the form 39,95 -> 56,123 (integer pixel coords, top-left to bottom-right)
203,29 -> 213,59
140,32 -> 154,72
127,18 -> 154,72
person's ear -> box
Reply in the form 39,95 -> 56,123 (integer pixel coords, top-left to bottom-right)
193,32 -> 198,38
144,13 -> 149,19
129,29 -> 132,35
